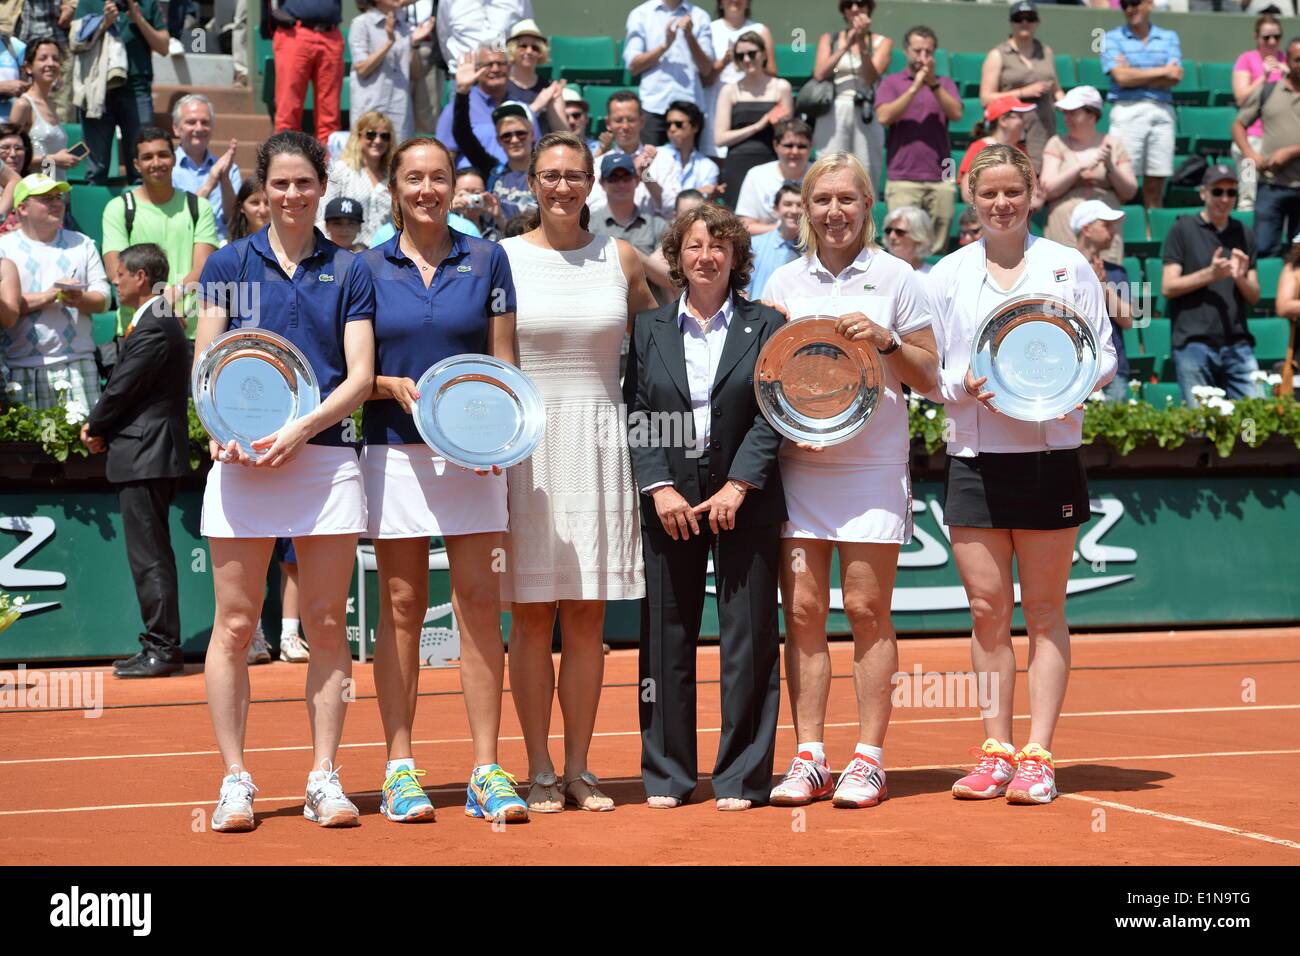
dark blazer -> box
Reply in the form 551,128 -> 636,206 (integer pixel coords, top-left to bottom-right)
623,294 -> 787,529
86,296 -> 191,484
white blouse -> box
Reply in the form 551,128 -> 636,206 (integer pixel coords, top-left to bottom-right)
318,161 -> 393,246
923,234 -> 1118,458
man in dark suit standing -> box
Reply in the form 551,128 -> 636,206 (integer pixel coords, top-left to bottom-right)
81,243 -> 191,678
623,204 -> 787,810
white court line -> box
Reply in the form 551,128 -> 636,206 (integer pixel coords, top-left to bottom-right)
2,702 -> 1298,768
1059,793 -> 1300,850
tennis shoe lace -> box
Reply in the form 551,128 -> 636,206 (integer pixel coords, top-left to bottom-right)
218,768 -> 257,807
840,755 -> 881,787
1013,752 -> 1051,784
308,763 -> 348,801
386,767 -> 427,800
480,767 -> 521,801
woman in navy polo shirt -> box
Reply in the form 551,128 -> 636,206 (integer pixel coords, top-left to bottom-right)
194,131 -> 377,833
359,137 -> 529,826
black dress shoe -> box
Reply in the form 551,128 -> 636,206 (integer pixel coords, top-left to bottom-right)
112,650 -> 146,669
113,654 -> 184,678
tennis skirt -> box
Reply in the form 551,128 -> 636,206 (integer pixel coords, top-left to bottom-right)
943,449 -> 1090,530
781,459 -> 913,544
201,444 -> 368,538
361,443 -> 508,539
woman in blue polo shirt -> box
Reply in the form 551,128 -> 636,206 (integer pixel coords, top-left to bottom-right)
193,131 -> 377,834
359,136 -> 528,826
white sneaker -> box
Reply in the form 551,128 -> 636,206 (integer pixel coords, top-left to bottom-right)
212,767 -> 257,832
247,623 -> 271,665
305,761 -> 360,827
279,631 -> 310,663
832,754 -> 888,808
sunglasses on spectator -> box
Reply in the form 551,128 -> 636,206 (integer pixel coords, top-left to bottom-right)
1011,14 -> 1038,24
364,130 -> 391,142
565,110 -> 587,121
1120,0 -> 1142,8
536,170 -> 592,187
499,130 -> 531,142
516,42 -> 543,53
840,0 -> 867,10
1209,187 -> 1238,198
667,119 -> 691,129
735,49 -> 761,63
883,226 -> 911,238
1260,33 -> 1283,41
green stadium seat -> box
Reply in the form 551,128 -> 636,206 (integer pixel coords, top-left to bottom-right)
1170,60 -> 1208,107
68,184 -> 124,248
1200,62 -> 1238,107
949,97 -> 982,148
1076,59 -> 1109,90
871,200 -> 886,235
91,312 -> 117,347
1248,317 -> 1291,366
63,124 -> 121,184
1122,255 -> 1142,284
1055,54 -> 1077,88
1142,381 -> 1183,406
1140,317 -> 1174,380
950,201 -> 968,242
1122,326 -> 1153,380
1143,255 -> 1167,318
1178,106 -> 1237,155
1254,257 -> 1284,315
775,43 -> 816,85
1147,206 -> 1200,247
1234,209 -> 1254,233
552,35 -> 621,84
1120,204 -> 1158,258
950,51 -> 985,97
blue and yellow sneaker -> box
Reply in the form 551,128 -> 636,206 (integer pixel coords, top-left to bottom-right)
465,764 -> 529,823
379,766 -> 436,823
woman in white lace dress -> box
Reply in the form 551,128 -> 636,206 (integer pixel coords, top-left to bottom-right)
500,132 -> 656,814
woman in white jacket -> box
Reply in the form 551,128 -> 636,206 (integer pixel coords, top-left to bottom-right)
925,143 -> 1116,807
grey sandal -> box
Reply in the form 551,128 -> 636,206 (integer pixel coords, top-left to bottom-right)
564,771 -> 615,812
526,770 -> 564,813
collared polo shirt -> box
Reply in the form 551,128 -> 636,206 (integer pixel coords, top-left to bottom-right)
359,229 -> 517,445
1163,213 -> 1256,351
1100,23 -> 1181,104
198,226 -> 376,446
590,208 -> 667,257
876,71 -> 961,182
748,227 -> 799,299
173,147 -> 244,242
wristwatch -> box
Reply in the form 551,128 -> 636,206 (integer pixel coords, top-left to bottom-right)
877,329 -> 902,355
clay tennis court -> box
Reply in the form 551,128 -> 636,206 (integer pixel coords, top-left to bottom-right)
2,626 -> 1297,865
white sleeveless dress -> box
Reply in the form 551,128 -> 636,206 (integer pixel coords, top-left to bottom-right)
499,234 -> 646,603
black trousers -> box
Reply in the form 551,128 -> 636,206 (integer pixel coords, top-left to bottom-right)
641,111 -> 669,147
638,494 -> 782,803
119,478 -> 181,660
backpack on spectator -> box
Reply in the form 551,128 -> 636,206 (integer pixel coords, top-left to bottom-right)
123,190 -> 200,243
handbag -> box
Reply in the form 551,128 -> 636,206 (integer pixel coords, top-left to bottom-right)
796,78 -> 834,119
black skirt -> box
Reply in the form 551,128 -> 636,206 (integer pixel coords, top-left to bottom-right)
943,449 -> 1090,530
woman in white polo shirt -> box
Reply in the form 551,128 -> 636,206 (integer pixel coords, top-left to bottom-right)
926,143 -> 1116,807
762,151 -> 938,810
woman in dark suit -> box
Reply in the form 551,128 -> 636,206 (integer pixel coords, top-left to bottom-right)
622,203 -> 787,811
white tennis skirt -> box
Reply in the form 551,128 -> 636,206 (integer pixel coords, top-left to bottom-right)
781,459 -> 913,544
361,443 -> 508,539
201,444 -> 368,539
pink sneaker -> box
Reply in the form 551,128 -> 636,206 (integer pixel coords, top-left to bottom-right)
831,754 -> 887,808
1007,744 -> 1057,805
952,738 -> 1017,799
769,751 -> 834,806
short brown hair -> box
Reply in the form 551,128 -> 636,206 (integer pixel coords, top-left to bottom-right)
661,203 -> 753,295
388,137 -> 457,232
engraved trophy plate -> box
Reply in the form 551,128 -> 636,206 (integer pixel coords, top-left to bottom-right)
970,294 -> 1100,421
192,328 -> 321,460
754,315 -> 884,446
413,354 -> 545,469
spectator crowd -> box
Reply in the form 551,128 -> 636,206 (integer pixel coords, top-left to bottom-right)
1,0 -> 1297,431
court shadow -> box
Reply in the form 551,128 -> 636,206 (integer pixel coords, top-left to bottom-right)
876,767 -> 964,799
1060,763 -> 1173,794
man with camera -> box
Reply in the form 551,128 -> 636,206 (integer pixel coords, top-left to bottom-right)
876,24 -> 963,255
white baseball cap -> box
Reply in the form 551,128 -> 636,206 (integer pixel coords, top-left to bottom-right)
1070,199 -> 1125,234
1056,85 -> 1104,114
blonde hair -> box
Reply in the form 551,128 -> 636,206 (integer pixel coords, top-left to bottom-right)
340,111 -> 397,175
798,151 -> 876,260
507,35 -> 550,65
965,143 -> 1035,206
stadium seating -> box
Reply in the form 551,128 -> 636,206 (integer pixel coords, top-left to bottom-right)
1054,54 -> 1077,88
949,97 -> 982,148
1249,317 -> 1292,367
1177,106 -> 1237,154
1142,381 -> 1183,406
1170,61 -> 1208,107
1121,205 -> 1157,258
949,52 -> 984,98
583,86 -> 639,125
774,43 -> 815,91
91,312 -> 118,347
67,185 -> 124,249
552,36 -> 623,84
1254,257 -> 1284,315
1200,62 -> 1237,107
1076,58 -> 1108,90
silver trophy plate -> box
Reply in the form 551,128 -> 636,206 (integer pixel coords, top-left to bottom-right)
971,294 -> 1100,421
192,328 -> 321,460
413,354 -> 545,470
754,315 -> 884,446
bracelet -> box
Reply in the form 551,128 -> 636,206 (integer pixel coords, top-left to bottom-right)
728,479 -> 749,494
